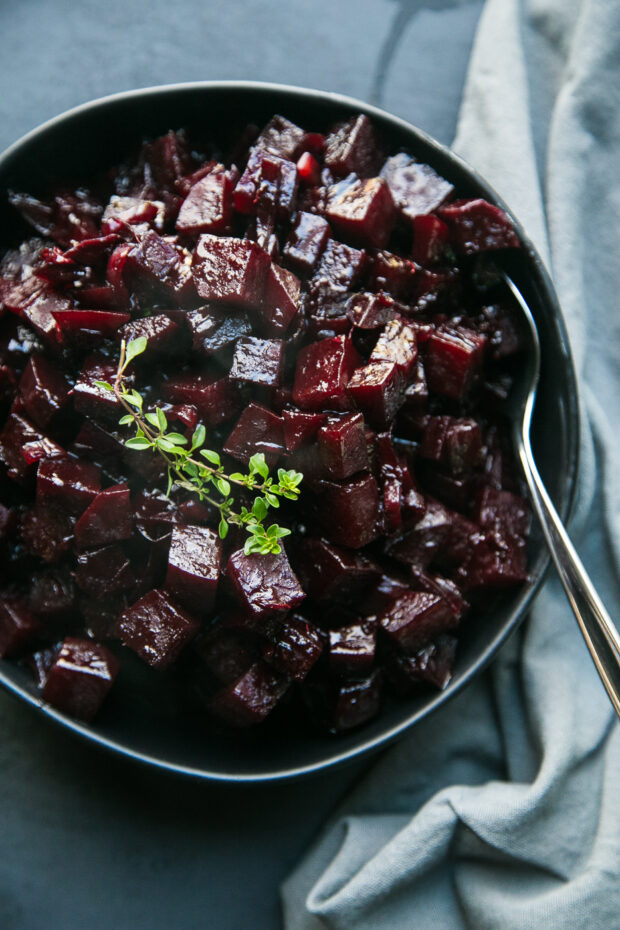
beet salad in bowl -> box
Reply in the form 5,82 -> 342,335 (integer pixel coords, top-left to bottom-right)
0,82 -> 578,781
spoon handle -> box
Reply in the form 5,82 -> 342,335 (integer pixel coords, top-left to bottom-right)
517,426 -> 620,717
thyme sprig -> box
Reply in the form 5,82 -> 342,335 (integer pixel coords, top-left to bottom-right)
94,337 -> 303,556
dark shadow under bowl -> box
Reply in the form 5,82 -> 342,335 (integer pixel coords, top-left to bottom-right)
0,82 -> 579,781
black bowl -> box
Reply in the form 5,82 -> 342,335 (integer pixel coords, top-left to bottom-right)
0,81 -> 579,781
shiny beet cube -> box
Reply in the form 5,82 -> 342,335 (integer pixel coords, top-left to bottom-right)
37,458 -> 101,516
162,372 -> 240,426
313,473 -> 380,548
186,306 -> 252,357
425,326 -> 487,400
21,504 -> 74,563
165,524 -> 222,614
386,635 -> 457,694
346,291 -> 398,331
74,484 -> 132,549
437,199 -> 520,254
209,662 -> 288,727
28,569 -> 75,619
227,548 -> 305,619
192,235 -> 270,308
102,195 -> 164,231
292,335 -> 361,411
379,590 -> 460,652
116,589 -> 200,669
297,537 -> 381,603
0,598 -> 40,658
282,408 -> 327,451
18,354 -> 68,429
380,154 -> 453,219
0,412 -> 65,483
475,486 -> 530,538
369,250 -> 417,299
118,314 -> 180,356
255,114 -> 311,159
411,214 -> 450,265
261,263 -> 300,335
283,212 -> 330,273
420,416 -> 482,474
324,115 -> 380,177
262,614 -> 323,682
348,360 -> 404,430
73,356 -> 120,422
75,544 -> 135,597
326,176 -> 396,249
329,620 -> 376,677
223,402 -> 285,466
230,337 -> 284,388
176,166 -> 233,235
317,412 -> 368,479
42,637 -> 119,721
306,669 -> 383,732
307,239 -> 366,305
194,626 -> 258,686
233,149 -> 298,218
385,500 -> 452,568
371,318 -> 418,377
126,232 -> 191,300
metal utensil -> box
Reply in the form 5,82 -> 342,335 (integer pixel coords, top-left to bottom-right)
505,275 -> 620,716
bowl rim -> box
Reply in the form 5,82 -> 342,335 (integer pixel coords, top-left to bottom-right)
0,80 -> 580,783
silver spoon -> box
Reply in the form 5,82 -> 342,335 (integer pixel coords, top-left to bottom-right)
504,275 -> 620,716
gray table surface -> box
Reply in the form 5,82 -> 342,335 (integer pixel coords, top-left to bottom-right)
0,2 -> 483,927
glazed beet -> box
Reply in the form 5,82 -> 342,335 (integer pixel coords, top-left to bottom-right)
0,111 -> 528,733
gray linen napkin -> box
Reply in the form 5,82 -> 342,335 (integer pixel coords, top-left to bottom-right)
281,1 -> 620,927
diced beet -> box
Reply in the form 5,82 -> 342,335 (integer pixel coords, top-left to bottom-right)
370,318 -> 418,377
386,635 -> 457,694
72,356 -> 121,422
162,372 -> 241,426
475,486 -> 531,537
194,626 -> 259,686
10,189 -> 102,246
385,498 -> 452,568
118,314 -> 180,355
329,620 -> 376,677
411,214 -> 450,265
74,484 -> 132,549
420,416 -> 482,474
282,408 -> 327,451
186,305 -> 253,357
0,412 -> 65,483
305,668 -> 383,732
325,176 -> 396,249
41,637 -> 119,721
261,614 -> 323,682
63,233 -> 121,266
379,590 -> 460,652
414,571 -> 467,619
102,195 -> 164,232
116,589 -> 200,669
313,473 -> 380,548
165,524 -> 222,614
437,199 -> 520,254
0,597 -> 40,657
369,250 -> 417,299
29,568 -> 76,619
51,310 -> 132,348
255,115 -> 311,160
230,337 -> 284,388
37,458 -> 101,516
348,360 -> 404,431
143,129 -> 192,188
317,412 -> 368,479
380,154 -> 453,219
223,402 -> 285,466
425,326 -> 487,400
297,538 -> 380,604
192,234 -> 270,309
75,544 -> 135,597
20,504 -> 74,563
283,212 -> 330,273
15,290 -> 67,349
227,548 -> 305,619
233,149 -> 298,218
324,115 -> 380,178
292,335 -> 361,411
346,291 -> 398,331
209,662 -> 288,727
18,354 -> 69,429
261,263 -> 300,335
176,166 -> 233,235
460,531 -> 528,591
307,239 -> 366,305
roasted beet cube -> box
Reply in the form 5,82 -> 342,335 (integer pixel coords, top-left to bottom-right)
379,590 -> 460,652
102,195 -> 164,231
328,620 -> 376,677
116,589 -> 200,669
262,614 -> 323,682
261,263 -> 300,335
194,626 -> 258,686
0,412 -> 64,483
73,484 -> 132,549
293,335 -> 361,411
29,568 -> 76,619
317,412 -> 368,479
233,148 -> 298,218
325,176 -> 395,249
411,214 -> 450,265
385,499 -> 452,568
346,291 -> 398,331
165,524 -> 222,614
37,458 -> 101,516
209,662 -> 288,727
223,402 -> 285,466
41,638 -> 119,721
21,504 -> 74,563
307,239 -> 366,305
255,114 -> 311,160
143,129 -> 192,188
324,115 -> 380,178
227,548 -> 305,619
425,326 -> 487,400
72,355 -> 121,421
460,531 -> 528,591
18,354 -> 68,429
475,486 -> 530,537
230,337 -> 284,388
313,473 -> 380,548
437,199 -> 520,254
176,166 -> 233,235
369,250 -> 417,299
192,235 -> 270,309
76,544 -> 135,597
297,537 -> 380,603
386,635 -> 457,694
282,408 -> 327,451
186,306 -> 252,357
0,598 -> 40,657
118,314 -> 180,356
420,416 -> 482,474
371,318 -> 418,377
306,669 -> 383,732
162,372 -> 240,426
348,360 -> 404,430
283,212 -> 330,273
126,232 -> 190,299
380,154 -> 453,219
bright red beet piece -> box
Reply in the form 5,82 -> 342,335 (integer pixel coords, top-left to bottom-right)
209,662 -> 288,727
261,614 -> 323,682
116,589 -> 200,669
329,620 -> 376,677
296,151 -> 321,186
75,544 -> 135,597
37,458 -> 101,516
261,263 -> 301,335
192,235 -> 270,309
317,412 -> 368,479
230,337 -> 284,388
118,314 -> 180,355
0,598 -> 40,657
18,354 -> 68,429
313,473 -> 380,548
371,318 -> 418,377
437,199 -> 520,254
233,150 -> 298,218
74,483 -> 132,549
292,335 -> 361,411
165,524 -> 222,614
282,408 -> 327,451
297,537 -> 381,603
162,371 -> 240,426
227,548 -> 305,619
176,166 -> 233,235
0,412 -> 64,483
41,637 -> 119,721
348,360 -> 404,430
307,239 -> 366,305
324,115 -> 380,178
411,214 -> 450,265
326,176 -> 396,249
223,402 -> 285,466
283,211 -> 330,273
380,154 -> 453,219
425,326 -> 487,400
379,590 -> 460,653
186,306 -> 252,356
